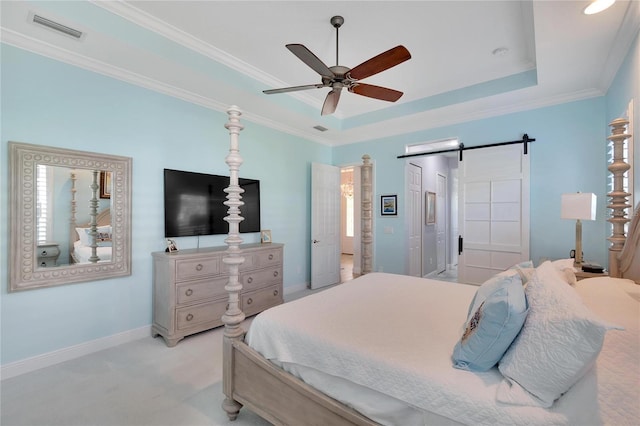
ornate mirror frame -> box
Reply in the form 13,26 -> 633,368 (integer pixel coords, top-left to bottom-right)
9,142 -> 132,291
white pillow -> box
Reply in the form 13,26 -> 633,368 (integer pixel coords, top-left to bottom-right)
497,261 -> 621,407
551,258 -> 577,285
76,225 -> 112,246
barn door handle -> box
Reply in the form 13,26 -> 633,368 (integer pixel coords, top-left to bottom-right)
458,235 -> 463,255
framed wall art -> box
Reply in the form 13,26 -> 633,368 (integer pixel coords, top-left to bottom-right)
261,229 -> 272,244
380,195 -> 397,216
100,171 -> 112,199
426,191 -> 436,224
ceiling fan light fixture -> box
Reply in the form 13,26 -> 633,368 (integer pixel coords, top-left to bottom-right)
263,16 -> 411,115
584,0 -> 615,15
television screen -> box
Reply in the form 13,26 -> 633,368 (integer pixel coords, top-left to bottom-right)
164,169 -> 260,237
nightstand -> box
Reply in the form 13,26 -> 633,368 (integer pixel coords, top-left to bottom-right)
575,268 -> 608,281
37,242 -> 60,267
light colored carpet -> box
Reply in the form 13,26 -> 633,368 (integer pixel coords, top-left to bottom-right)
1,320 -> 271,426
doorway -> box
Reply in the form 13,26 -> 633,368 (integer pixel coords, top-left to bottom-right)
340,166 -> 360,282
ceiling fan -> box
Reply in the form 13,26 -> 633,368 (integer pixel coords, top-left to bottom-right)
263,15 -> 411,116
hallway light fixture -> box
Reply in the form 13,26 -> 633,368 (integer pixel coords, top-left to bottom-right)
561,192 -> 597,266
341,181 -> 354,199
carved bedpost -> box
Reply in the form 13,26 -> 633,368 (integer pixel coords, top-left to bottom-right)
69,170 -> 77,264
607,118 -> 631,277
361,154 -> 373,274
88,170 -> 100,263
221,105 -> 246,421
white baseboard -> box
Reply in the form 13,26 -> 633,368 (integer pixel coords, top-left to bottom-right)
1,325 -> 151,380
2,283 -> 310,380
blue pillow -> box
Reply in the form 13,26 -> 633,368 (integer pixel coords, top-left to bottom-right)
452,273 -> 529,371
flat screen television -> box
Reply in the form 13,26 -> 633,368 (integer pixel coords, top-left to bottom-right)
164,169 -> 261,237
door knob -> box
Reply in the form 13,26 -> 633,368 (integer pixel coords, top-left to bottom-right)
313,239 -> 320,244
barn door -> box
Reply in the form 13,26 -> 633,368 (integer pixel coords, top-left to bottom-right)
458,144 -> 530,284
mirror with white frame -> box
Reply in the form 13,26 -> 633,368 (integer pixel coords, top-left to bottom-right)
9,142 -> 132,291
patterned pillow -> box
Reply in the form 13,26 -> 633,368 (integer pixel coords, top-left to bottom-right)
497,261 -> 621,407
452,273 -> 529,371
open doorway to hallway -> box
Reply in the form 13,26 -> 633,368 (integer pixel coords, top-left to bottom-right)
405,153 -> 459,282
340,167 -> 359,283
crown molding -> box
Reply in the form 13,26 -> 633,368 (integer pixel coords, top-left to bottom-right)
1,27 -> 330,145
89,1 -> 325,113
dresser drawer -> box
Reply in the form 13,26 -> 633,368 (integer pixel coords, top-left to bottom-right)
240,267 -> 282,292
176,277 -> 228,305
176,299 -> 227,331
242,284 -> 283,317
256,248 -> 282,268
237,252 -> 258,271
175,257 -> 220,281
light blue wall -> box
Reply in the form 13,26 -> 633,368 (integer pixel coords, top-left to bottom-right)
334,98 -> 609,273
0,45 -> 329,365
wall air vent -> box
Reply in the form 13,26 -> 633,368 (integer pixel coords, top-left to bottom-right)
313,125 -> 328,132
31,14 -> 83,40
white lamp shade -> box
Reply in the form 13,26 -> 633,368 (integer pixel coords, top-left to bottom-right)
561,193 -> 597,221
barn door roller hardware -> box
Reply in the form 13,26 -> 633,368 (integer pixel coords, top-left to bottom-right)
396,134 -> 535,160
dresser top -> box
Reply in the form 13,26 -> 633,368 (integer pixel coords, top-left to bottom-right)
152,242 -> 283,258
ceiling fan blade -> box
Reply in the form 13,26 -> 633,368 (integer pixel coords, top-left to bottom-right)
349,83 -> 404,102
286,44 -> 335,78
348,45 -> 411,81
263,83 -> 325,95
321,89 -> 341,116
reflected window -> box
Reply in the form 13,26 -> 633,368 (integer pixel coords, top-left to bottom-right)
36,165 -> 53,243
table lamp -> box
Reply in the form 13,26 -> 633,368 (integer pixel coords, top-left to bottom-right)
561,193 -> 597,266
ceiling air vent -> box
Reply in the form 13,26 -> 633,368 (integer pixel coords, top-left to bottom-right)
313,125 -> 328,132
31,14 -> 83,40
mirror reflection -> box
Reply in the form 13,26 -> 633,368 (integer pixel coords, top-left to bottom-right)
9,142 -> 132,292
35,165 -> 113,268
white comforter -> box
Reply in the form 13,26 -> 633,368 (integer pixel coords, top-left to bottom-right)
246,272 -> 639,425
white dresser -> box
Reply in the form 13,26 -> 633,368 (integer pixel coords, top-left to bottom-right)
151,243 -> 283,347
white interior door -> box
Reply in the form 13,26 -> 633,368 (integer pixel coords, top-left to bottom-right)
311,163 -> 341,289
407,163 -> 422,277
458,144 -> 530,284
436,173 -> 447,274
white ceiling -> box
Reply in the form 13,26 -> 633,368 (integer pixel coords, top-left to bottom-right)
2,1 -> 639,146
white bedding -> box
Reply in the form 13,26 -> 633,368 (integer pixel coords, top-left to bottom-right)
72,240 -> 112,263
246,272 -> 640,425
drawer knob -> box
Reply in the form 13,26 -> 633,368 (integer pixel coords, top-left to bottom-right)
247,277 -> 253,284
186,313 -> 194,321
247,298 -> 253,305
273,271 -> 279,277
273,289 -> 279,296
195,264 -> 203,271
185,289 -> 193,297
268,254 -> 273,260
41,250 -> 48,256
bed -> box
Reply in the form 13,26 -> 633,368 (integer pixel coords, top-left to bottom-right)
220,107 -> 639,425
69,169 -> 113,264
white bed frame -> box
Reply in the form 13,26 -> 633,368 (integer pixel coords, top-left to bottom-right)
220,108 -> 638,424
